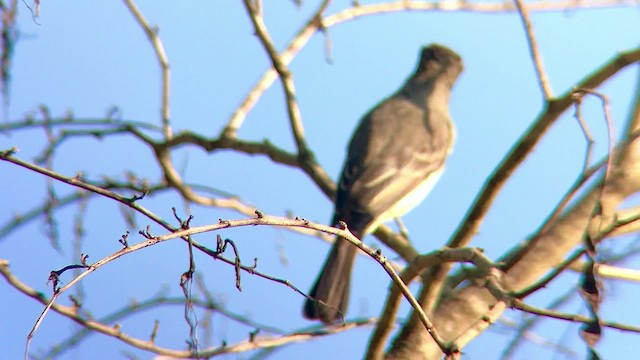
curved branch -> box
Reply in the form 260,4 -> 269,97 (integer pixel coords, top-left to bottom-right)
1,257 -> 375,358
43,295 -> 287,359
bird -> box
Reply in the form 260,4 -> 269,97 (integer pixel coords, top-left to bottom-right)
303,44 -> 463,324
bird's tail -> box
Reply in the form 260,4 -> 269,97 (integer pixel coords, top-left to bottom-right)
303,236 -> 358,324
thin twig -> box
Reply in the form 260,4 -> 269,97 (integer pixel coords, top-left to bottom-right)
242,0 -> 311,159
573,89 -> 616,184
222,0 -> 331,138
0,151 -> 172,229
512,210 -> 640,298
573,93 -> 596,174
513,299 -> 640,333
535,155 -> 605,237
514,0 -> 553,99
501,286 -> 579,360
514,248 -> 585,298
122,0 -> 172,139
0,116 -> 162,132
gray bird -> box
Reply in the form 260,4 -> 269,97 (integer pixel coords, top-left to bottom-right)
303,44 -> 463,323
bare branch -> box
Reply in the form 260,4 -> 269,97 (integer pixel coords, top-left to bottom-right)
242,0 -> 311,159
420,46 -> 640,314
367,248 -> 500,359
513,299 -> 640,333
0,151 -> 172,228
122,0 -> 172,139
501,286 -> 579,359
513,0 -> 553,99
387,46 -> 640,359
222,0 -> 635,137
222,0 -> 331,138
7,213 -> 429,358
3,257 -> 377,358
450,47 -> 639,254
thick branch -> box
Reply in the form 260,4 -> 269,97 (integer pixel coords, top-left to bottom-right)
386,47 -> 640,360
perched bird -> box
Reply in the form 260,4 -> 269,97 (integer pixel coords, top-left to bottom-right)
303,44 -> 463,323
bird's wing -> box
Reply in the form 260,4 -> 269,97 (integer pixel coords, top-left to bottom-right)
333,95 -> 453,233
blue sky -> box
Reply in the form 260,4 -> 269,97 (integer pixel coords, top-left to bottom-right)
1,2 -> 639,359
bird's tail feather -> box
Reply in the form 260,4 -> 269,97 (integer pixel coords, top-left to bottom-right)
303,237 -> 358,323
